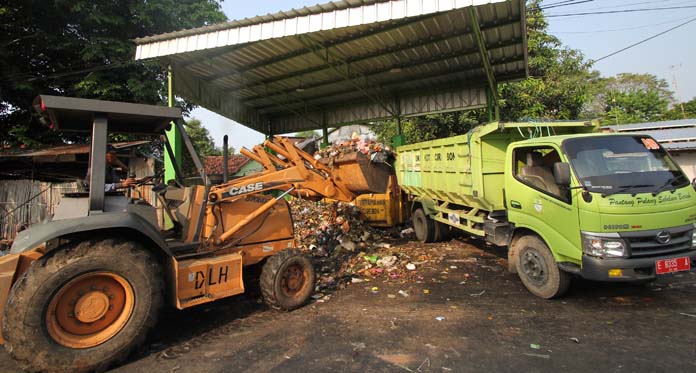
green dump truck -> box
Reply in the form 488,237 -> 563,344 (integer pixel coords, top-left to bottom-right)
397,121 -> 696,298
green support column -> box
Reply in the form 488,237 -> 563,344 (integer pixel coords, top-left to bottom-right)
392,116 -> 405,147
322,125 -> 329,148
486,87 -> 494,122
165,66 -> 182,182
321,112 -> 329,149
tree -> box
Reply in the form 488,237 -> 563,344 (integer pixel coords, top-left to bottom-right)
295,130 -> 319,138
665,97 -> 696,120
372,111 -> 482,145
185,118 -> 222,157
498,0 -> 597,121
373,0 -> 596,145
588,73 -> 674,124
1,0 -> 226,147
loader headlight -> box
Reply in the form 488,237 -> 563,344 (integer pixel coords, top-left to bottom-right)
582,233 -> 627,258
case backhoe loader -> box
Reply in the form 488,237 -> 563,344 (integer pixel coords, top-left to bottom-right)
0,95 -> 390,371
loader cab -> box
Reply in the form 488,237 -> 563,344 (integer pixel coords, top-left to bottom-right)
32,95 -> 210,245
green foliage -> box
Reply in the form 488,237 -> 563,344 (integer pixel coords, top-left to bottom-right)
665,97 -> 696,120
185,118 -> 223,157
295,130 -> 320,138
372,111 -> 483,145
373,0 -> 596,145
498,0 -> 597,121
1,0 -> 226,147
589,73 -> 674,124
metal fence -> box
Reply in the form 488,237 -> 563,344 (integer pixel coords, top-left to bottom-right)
0,179 -> 165,244
0,180 -> 81,242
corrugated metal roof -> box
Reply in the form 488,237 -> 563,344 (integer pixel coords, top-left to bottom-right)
134,0 -> 527,134
602,120 -> 696,152
0,141 -> 150,158
601,118 -> 696,132
662,141 -> 696,151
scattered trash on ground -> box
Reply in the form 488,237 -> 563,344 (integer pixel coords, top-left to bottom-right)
523,353 -> 551,359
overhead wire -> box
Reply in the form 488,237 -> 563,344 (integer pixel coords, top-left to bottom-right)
546,5 -> 696,17
551,14 -> 696,34
593,15 -> 696,62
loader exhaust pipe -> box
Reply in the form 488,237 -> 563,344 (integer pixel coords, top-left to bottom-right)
223,135 -> 229,183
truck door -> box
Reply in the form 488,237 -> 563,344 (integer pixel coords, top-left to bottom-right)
506,145 -> 581,263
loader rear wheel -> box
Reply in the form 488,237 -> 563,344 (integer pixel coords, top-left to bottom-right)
3,239 -> 163,372
413,208 -> 435,243
261,249 -> 315,311
515,235 -> 571,299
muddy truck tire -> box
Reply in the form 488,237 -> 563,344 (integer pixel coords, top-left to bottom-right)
515,235 -> 571,299
413,208 -> 435,243
261,249 -> 315,311
3,239 -> 163,372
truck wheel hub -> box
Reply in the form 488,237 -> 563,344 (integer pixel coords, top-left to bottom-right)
522,251 -> 547,284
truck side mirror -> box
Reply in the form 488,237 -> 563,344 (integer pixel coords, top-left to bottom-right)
553,162 -> 571,186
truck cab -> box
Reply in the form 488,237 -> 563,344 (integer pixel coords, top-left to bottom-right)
505,133 -> 696,295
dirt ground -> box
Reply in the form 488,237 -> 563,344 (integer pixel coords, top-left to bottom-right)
1,238 -> 695,372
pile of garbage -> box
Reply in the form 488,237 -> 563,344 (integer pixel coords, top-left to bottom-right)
290,198 -> 452,294
313,132 -> 394,165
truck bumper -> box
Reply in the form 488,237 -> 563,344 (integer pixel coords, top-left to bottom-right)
580,250 -> 696,281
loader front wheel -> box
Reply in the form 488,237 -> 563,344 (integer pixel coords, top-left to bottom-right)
3,239 -> 163,372
261,249 -> 315,311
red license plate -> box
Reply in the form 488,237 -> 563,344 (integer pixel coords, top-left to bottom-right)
655,257 -> 691,275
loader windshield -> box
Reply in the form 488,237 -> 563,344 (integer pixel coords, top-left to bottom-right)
563,135 -> 688,195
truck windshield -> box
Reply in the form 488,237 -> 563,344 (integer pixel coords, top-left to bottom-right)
563,135 -> 688,195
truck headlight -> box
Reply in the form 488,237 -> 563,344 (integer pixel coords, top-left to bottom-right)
692,224 -> 696,247
582,233 -> 627,258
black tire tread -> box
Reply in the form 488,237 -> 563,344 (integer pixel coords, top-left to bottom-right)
3,239 -> 163,372
515,235 -> 571,299
260,249 -> 314,311
413,208 -> 435,243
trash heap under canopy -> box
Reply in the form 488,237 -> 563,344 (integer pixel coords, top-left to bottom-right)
134,0 -> 527,135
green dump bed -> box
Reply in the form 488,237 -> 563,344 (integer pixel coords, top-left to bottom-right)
396,121 -> 596,212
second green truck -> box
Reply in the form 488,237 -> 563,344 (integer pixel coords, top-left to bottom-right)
395,121 -> 696,298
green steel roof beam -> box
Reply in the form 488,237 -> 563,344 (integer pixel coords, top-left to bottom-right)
296,34 -> 397,118
468,6 -> 499,120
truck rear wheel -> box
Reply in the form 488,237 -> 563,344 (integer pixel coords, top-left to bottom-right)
3,239 -> 163,372
514,235 -> 571,299
413,208 -> 435,243
434,220 -> 451,242
260,249 -> 315,311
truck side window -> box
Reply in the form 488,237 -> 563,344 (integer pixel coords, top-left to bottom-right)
514,147 -> 567,201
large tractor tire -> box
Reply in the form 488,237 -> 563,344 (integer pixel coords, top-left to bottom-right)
412,208 -> 435,243
3,239 -> 163,372
260,249 -> 315,311
514,235 -> 571,299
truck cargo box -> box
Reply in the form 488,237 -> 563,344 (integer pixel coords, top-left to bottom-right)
396,121 -> 596,212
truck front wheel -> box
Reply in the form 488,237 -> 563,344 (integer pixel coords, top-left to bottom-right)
514,235 -> 571,299
261,249 -> 315,311
3,239 -> 163,372
413,208 -> 435,243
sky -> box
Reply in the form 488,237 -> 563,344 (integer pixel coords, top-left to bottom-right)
189,0 -> 696,152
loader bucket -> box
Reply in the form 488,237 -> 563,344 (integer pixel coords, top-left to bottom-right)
326,151 -> 392,194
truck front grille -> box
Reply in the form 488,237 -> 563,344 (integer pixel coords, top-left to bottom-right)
620,224 -> 693,258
